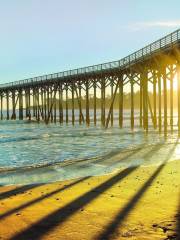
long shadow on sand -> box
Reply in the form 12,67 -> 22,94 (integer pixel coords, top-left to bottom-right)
0,176 -> 91,220
0,184 -> 43,201
10,167 -> 138,240
9,143 -> 166,240
1,145 -> 148,222
96,141 -> 178,240
176,197 -> 180,240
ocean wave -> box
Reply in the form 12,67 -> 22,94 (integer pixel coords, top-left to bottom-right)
0,141 -> 175,173
0,118 -> 179,186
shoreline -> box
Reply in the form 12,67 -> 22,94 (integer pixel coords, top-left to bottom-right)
0,140 -> 179,186
0,159 -> 179,240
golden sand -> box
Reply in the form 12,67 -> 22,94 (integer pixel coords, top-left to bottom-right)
0,158 -> 179,240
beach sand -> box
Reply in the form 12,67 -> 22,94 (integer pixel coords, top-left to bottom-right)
0,157 -> 179,240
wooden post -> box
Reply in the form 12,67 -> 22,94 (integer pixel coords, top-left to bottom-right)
37,88 -> 40,121
41,88 -> 44,120
110,81 -> 114,127
45,85 -> 58,124
0,94 -> 3,120
131,75 -> 134,130
78,84 -> 82,124
163,67 -> 167,137
52,86 -> 57,123
72,83 -> 75,125
153,70 -> 157,129
19,89 -> 23,120
170,65 -> 174,133
11,90 -> 16,119
47,87 -> 50,118
25,90 -> 28,118
93,80 -> 97,126
142,69 -> 148,132
101,78 -> 105,127
86,80 -> 90,126
140,74 -> 143,127
66,86 -> 68,124
29,89 -> 31,120
32,89 -> 36,117
158,72 -> 162,133
105,78 -> 120,128
50,87 -> 53,122
177,62 -> 180,137
59,85 -> 63,124
148,96 -> 155,125
35,89 -> 38,118
6,91 -> 9,120
26,89 -> 30,120
58,86 -> 61,124
44,88 -> 47,122
119,75 -> 123,128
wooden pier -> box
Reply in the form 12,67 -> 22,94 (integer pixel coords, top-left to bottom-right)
1,29 -> 180,137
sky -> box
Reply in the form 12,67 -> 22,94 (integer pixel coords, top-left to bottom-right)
1,0 -> 180,84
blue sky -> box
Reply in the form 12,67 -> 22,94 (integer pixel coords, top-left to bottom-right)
1,0 -> 180,83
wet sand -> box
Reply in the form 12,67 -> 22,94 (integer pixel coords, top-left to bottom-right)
0,158 -> 179,240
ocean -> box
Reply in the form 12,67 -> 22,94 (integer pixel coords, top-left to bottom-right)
0,109 -> 179,185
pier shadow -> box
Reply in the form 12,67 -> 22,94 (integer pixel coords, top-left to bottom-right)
55,146 -> 141,168
96,141 -> 178,240
8,142 -> 176,240
59,142 -> 162,172
0,184 -> 43,201
0,176 -> 91,220
96,162 -> 166,240
0,146 -> 146,224
10,166 -> 138,240
176,196 -> 180,240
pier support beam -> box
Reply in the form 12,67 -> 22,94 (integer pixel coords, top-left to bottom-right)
44,88 -> 47,122
142,70 -> 148,133
170,65 -> 174,133
6,91 -> 9,120
93,81 -> 97,126
163,67 -> 167,137
105,77 -> 120,128
140,74 -> 143,127
119,75 -> 123,128
177,62 -> 180,137
110,81 -> 114,127
59,85 -> 63,124
19,89 -> 23,120
153,71 -> 157,129
0,95 -> 3,120
158,72 -> 162,133
25,90 -> 28,118
47,87 -> 50,119
130,75 -> 134,130
50,87 -> 53,122
11,90 -> 16,119
53,88 -> 57,123
36,88 -> 40,121
32,89 -> 36,117
86,80 -> 90,126
71,83 -> 75,125
101,78 -> 105,127
25,89 -> 31,120
41,88 -> 44,120
78,84 -> 82,124
66,86 -> 69,124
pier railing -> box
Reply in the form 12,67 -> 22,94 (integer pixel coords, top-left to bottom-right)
1,29 -> 180,89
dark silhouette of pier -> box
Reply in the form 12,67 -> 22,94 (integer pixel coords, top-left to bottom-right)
1,29 -> 180,137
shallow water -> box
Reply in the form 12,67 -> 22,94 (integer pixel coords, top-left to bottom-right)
0,110 -> 179,185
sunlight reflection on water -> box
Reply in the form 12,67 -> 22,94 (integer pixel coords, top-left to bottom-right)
0,110 -> 179,185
